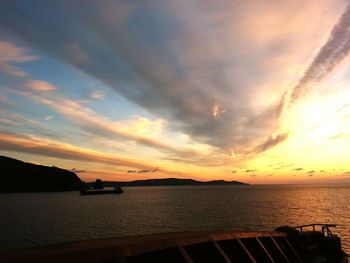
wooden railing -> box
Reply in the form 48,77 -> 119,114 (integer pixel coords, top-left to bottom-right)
294,223 -> 337,237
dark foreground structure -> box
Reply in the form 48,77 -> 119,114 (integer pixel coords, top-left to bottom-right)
0,224 -> 347,263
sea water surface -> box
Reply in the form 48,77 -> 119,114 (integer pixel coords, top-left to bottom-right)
1,184 -> 350,253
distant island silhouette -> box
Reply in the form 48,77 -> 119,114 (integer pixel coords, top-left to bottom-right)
87,178 -> 249,187
0,156 -> 83,192
0,156 -> 248,192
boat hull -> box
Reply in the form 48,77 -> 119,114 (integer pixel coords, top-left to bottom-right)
80,189 -> 123,195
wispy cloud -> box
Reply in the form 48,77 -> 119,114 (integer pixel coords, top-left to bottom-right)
70,168 -> 86,173
0,1 -> 307,155
127,167 -> 159,174
18,84 -> 229,167
341,171 -> 350,177
20,90 -> 203,158
89,90 -> 104,100
0,41 -> 36,63
212,102 -> 225,119
0,111 -> 46,129
287,3 -> 350,106
0,131 -> 193,178
273,163 -> 294,170
44,115 -> 54,121
25,79 -> 57,91
0,131 -> 153,170
0,41 -> 36,77
0,63 -> 27,78
253,132 -> 289,154
291,168 -> 304,171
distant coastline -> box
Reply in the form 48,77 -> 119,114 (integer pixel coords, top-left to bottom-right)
87,178 -> 249,187
0,155 -> 248,193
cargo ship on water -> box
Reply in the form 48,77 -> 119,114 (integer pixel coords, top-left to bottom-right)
80,179 -> 123,196
80,186 -> 123,196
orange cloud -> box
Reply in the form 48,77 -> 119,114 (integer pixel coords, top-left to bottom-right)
25,80 -> 58,91
0,131 -> 153,169
89,90 -> 104,100
20,91 -> 206,159
0,131 -> 194,179
0,62 -> 27,77
0,41 -> 36,77
0,41 -> 36,62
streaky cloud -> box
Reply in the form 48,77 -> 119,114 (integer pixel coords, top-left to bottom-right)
20,89 -> 203,159
291,167 -> 304,171
253,132 -> 288,154
127,167 -> 159,174
0,1 -> 287,155
0,131 -> 149,169
70,168 -> 86,173
0,41 -> 36,78
341,171 -> 350,176
288,4 -> 350,105
25,79 -> 57,91
0,131 -> 192,177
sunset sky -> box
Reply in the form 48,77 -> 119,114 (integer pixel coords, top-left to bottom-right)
1,0 -> 350,184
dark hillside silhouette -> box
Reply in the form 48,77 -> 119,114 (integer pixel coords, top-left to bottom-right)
0,156 -> 248,192
0,156 -> 83,192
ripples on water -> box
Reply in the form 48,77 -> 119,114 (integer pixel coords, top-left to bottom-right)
0,184 -> 350,253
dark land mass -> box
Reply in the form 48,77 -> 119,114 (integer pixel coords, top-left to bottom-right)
0,155 -> 248,192
0,156 -> 83,192
87,178 -> 249,187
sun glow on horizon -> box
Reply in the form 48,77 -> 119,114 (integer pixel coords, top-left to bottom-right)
245,85 -> 350,182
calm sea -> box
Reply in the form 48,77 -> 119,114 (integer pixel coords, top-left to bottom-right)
1,184 -> 350,253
